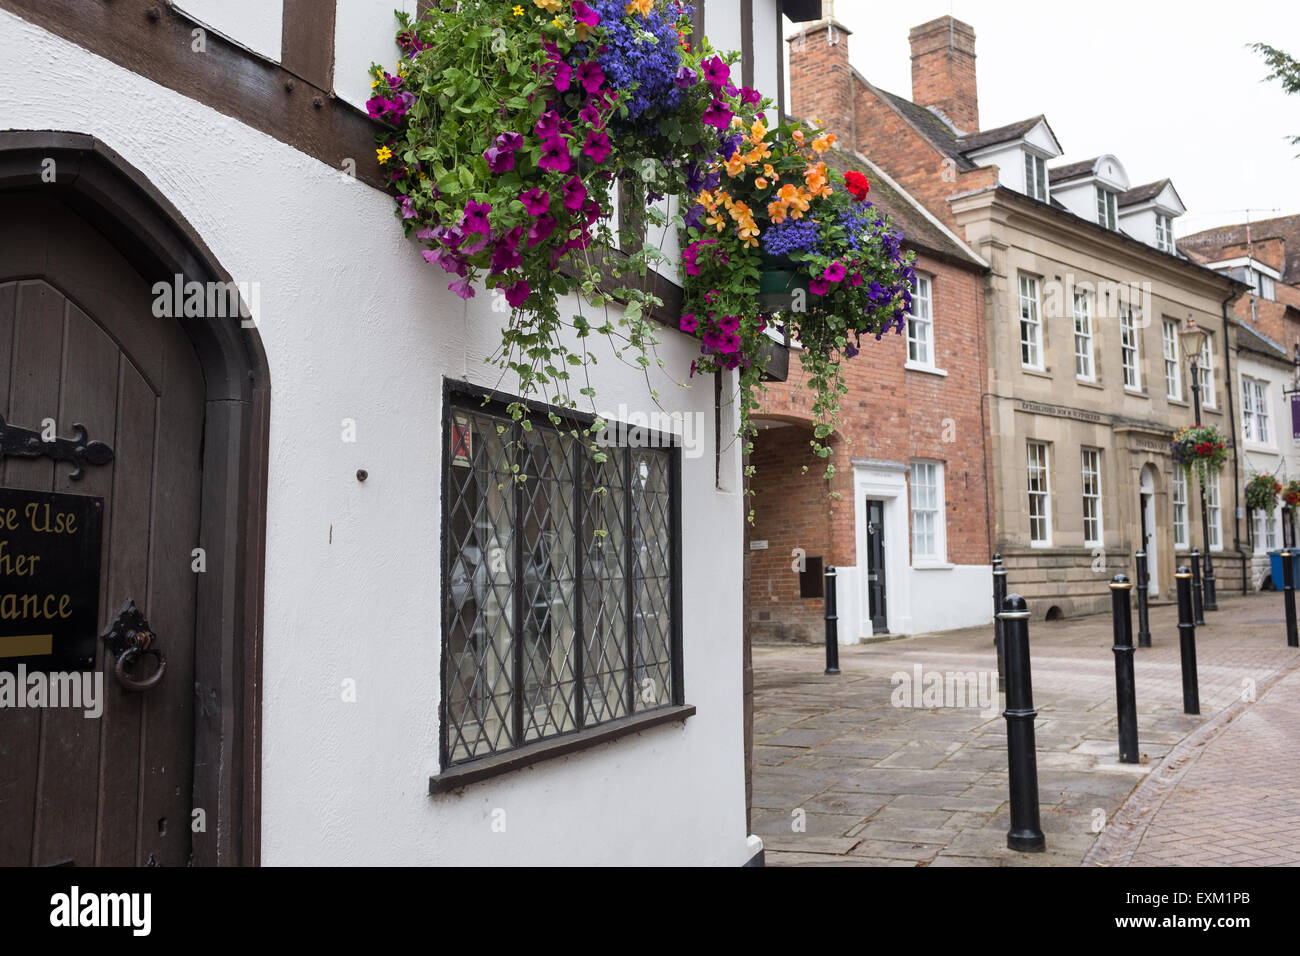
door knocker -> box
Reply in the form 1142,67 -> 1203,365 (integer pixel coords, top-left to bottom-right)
101,599 -> 167,692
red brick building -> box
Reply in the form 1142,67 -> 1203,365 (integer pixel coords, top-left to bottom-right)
749,148 -> 992,641
779,10 -> 1245,619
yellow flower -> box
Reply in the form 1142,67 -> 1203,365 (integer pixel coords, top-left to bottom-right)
376,146 -> 392,164
370,78 -> 380,88
512,4 -> 524,14
750,119 -> 767,144
535,0 -> 563,13
552,15 -> 565,27
625,0 -> 655,15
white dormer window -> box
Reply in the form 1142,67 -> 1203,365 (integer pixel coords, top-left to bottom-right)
1155,214 -> 1175,253
1024,152 -> 1048,202
1245,268 -> 1276,300
1096,187 -> 1118,230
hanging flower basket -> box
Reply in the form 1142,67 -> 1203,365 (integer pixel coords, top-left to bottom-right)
679,123 -> 915,476
1246,473 -> 1283,515
367,0 -> 760,432
1170,424 -> 1229,487
1283,479 -> 1300,509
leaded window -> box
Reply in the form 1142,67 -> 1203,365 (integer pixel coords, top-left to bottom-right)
441,390 -> 680,768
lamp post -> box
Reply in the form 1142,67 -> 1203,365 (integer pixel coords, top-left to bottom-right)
1178,318 -> 1218,612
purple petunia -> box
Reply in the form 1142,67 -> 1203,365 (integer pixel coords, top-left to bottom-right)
535,109 -> 562,140
674,65 -> 698,89
702,56 -> 730,89
448,277 -> 475,299
702,99 -> 734,131
538,135 -> 571,173
461,200 -> 491,234
527,214 -> 557,247
553,62 -> 572,92
823,261 -> 847,283
490,227 -> 524,273
679,312 -> 698,333
576,61 -> 605,93
400,195 -> 417,219
504,279 -> 531,308
520,188 -> 550,216
563,177 -> 588,212
583,130 -> 611,164
739,86 -> 761,107
484,146 -> 514,173
809,278 -> 830,296
495,131 -> 523,152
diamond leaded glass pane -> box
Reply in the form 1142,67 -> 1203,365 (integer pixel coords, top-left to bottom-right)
445,409 -> 516,764
442,397 -> 678,769
631,450 -> 673,711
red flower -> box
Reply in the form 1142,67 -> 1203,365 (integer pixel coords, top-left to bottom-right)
843,170 -> 870,201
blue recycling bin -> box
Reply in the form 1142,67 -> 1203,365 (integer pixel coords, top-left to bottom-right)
1268,550 -> 1300,589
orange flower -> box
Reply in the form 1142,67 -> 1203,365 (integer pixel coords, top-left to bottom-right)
624,0 -> 654,15
724,152 -> 747,177
811,132 -> 837,153
792,128 -> 805,145
755,177 -> 769,189
750,119 -> 767,144
804,162 -> 831,198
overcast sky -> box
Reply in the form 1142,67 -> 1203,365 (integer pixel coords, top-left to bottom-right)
784,0 -> 1300,238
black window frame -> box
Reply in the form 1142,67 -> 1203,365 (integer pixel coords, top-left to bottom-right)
432,379 -> 687,791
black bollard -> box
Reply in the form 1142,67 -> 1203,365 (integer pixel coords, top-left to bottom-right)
1109,574 -> 1139,764
824,565 -> 840,675
1283,551 -> 1298,648
1189,548 -> 1205,627
1175,566 -> 1200,715
999,594 -> 1045,853
992,554 -> 1007,692
1135,549 -> 1152,648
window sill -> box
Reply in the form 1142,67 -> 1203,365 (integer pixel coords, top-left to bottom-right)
912,561 -> 955,570
1077,378 -> 1104,390
1123,387 -> 1148,399
904,361 -> 948,377
1022,367 -> 1052,380
428,704 -> 696,794
1244,441 -> 1277,454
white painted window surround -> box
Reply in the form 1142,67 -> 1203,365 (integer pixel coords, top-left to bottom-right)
909,460 -> 945,564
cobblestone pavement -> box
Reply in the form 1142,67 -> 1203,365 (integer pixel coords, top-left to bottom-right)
752,592 -> 1300,866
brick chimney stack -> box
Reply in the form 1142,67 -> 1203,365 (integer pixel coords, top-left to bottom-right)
786,11 -> 854,145
909,16 -> 979,133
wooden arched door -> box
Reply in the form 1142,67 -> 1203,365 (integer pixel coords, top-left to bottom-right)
0,193 -> 204,865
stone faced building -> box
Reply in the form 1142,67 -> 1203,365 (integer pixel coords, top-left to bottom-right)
749,152 -> 992,642
787,12 -> 1246,617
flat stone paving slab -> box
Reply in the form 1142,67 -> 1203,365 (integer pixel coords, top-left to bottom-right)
754,592 -> 1300,867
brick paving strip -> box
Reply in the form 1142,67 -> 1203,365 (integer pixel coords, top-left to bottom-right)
752,593 -> 1300,866
1085,663 -> 1300,866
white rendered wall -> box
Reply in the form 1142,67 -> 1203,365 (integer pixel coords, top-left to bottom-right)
333,0 -> 419,110
0,9 -> 750,866
174,0 -> 282,62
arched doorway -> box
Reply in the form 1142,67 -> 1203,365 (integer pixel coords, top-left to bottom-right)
1140,464 -> 1159,597
0,132 -> 268,865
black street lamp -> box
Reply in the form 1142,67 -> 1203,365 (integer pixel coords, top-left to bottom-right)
1178,318 -> 1219,611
